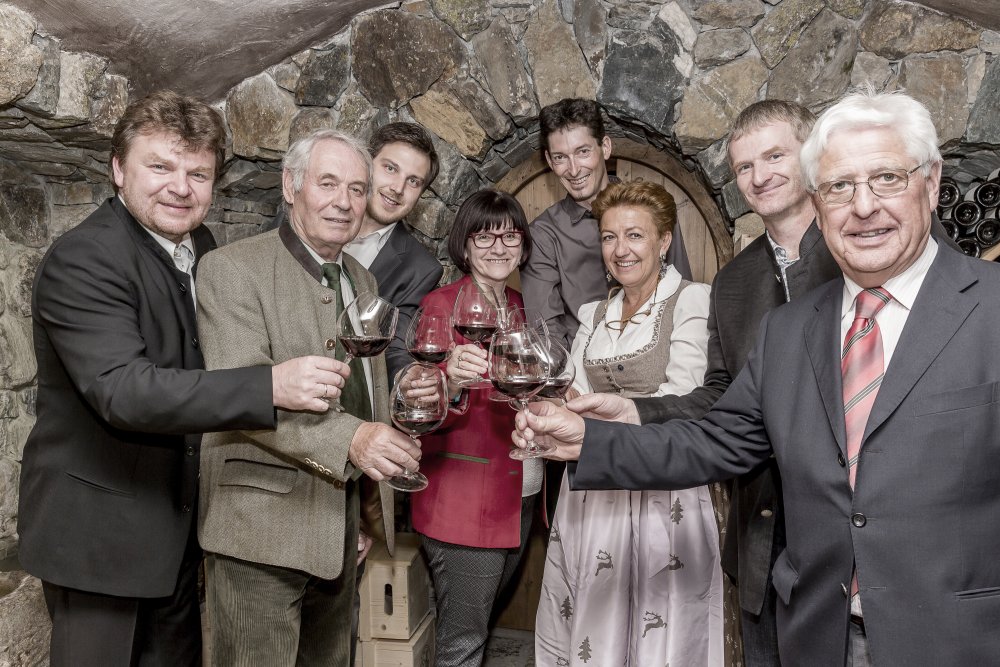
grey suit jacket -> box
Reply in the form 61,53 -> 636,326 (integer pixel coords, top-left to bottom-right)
575,244 -> 1000,666
367,222 -> 442,381
196,226 -> 393,581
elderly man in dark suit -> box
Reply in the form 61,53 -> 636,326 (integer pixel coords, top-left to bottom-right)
516,90 -> 1000,666
197,129 -> 420,667
17,91 -> 349,667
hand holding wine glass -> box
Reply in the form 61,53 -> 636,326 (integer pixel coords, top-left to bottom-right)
452,281 -> 500,387
406,305 -> 453,364
489,326 -> 553,460
388,362 -> 449,492
337,292 -> 399,364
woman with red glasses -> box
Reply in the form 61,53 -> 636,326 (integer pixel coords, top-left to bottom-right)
410,189 -> 537,667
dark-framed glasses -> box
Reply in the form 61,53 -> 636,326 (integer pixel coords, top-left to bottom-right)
469,230 -> 524,249
817,163 -> 927,205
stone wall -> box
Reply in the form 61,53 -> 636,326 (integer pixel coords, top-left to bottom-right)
1,0 -> 999,662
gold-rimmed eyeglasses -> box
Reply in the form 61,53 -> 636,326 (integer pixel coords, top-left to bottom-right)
817,163 -> 927,205
603,287 -> 656,332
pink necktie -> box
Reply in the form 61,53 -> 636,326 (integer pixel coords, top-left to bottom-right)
841,286 -> 890,595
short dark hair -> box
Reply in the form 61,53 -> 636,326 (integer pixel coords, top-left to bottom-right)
538,98 -> 605,154
447,189 -> 533,275
110,90 -> 227,192
368,122 -> 439,190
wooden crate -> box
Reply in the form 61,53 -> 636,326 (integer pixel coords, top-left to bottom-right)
359,533 -> 431,641
358,614 -> 435,667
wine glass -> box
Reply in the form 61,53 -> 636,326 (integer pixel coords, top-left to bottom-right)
406,305 -> 453,365
388,362 -> 448,492
535,339 -> 576,406
337,292 -> 399,365
452,282 -> 500,387
489,327 -> 553,460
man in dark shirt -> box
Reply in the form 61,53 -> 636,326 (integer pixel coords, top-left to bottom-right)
520,98 -> 691,350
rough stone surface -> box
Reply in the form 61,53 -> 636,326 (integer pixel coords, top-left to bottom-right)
769,9 -> 856,109
352,11 -> 463,108
898,53 -> 968,145
859,0 -> 980,60
472,18 -> 538,122
48,203 -> 96,241
0,456 -> 17,539
675,57 -> 768,154
226,72 -> 298,160
574,0 -> 608,76
0,172 -> 48,248
982,30 -> 1000,55
334,83 -> 382,143
850,51 -> 893,90
17,34 -> 60,116
11,252 -> 40,318
0,5 -> 43,106
599,29 -> 686,139
697,139 -> 732,190
411,85 -> 490,159
650,4 -> 695,77
295,42 -> 350,107
968,57 -> 1000,144
966,53 -> 987,105
723,178 -> 751,218
409,196 -> 452,239
55,51 -> 107,122
523,0 -> 597,108
90,72 -> 129,137
826,0 -> 863,19
269,60 -> 300,92
0,311 -> 35,389
751,0 -> 824,68
694,28 -> 752,68
690,0 -> 764,29
734,211 -> 765,240
430,0 -> 490,40
0,571 -> 50,667
607,2 -> 653,29
288,107 -> 337,144
428,135 -> 482,206
658,2 -> 697,53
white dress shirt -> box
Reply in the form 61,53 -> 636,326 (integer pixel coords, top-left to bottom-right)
344,222 -> 397,270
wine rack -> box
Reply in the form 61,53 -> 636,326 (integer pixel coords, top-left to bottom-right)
938,170 -> 1000,261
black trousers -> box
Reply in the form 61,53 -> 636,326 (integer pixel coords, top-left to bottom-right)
43,538 -> 202,667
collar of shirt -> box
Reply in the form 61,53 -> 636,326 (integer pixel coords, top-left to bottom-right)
840,237 -> 938,367
120,195 -> 196,272
344,222 -> 397,270
764,229 -> 799,271
297,238 -> 343,287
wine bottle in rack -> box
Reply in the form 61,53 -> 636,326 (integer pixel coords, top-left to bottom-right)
938,177 -> 960,208
958,237 -> 982,258
973,179 -> 1000,209
953,186 -> 984,231
974,208 -> 1000,248
941,218 -> 960,242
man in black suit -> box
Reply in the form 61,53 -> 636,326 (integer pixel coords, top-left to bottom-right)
344,122 -> 443,383
17,90 -> 350,667
517,90 -> 999,666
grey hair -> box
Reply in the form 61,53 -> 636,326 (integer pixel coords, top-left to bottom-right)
799,88 -> 941,192
282,129 -> 373,194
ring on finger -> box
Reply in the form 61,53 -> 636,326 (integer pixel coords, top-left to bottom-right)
322,384 -> 329,399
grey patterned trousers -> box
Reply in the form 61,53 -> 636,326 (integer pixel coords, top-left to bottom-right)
420,495 -> 535,667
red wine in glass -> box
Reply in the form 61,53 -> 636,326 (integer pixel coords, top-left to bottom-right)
406,305 -> 453,366
387,362 -> 448,492
452,282 -> 500,387
489,327 -> 553,460
537,377 -> 572,400
339,335 -> 392,358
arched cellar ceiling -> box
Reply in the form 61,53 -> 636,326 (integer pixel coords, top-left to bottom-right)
8,0 -> 999,102
5,0 -> 393,101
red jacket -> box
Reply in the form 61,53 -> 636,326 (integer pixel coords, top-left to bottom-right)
410,275 -> 530,548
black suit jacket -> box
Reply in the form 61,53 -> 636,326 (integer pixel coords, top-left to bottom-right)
366,223 -> 442,381
577,244 -> 1000,666
18,198 -> 275,598
633,222 -> 839,614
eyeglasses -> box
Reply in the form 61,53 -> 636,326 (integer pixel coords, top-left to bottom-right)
468,231 -> 524,249
602,287 -> 656,332
817,163 -> 927,205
